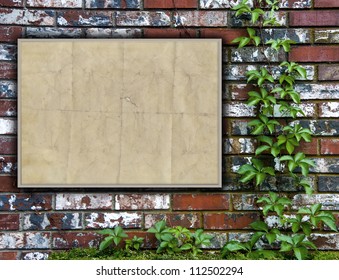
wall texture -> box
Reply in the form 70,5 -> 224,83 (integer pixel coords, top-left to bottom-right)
0,0 -> 338,260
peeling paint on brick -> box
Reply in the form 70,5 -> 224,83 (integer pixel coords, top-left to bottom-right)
56,194 -> 112,210
85,28 -> 142,38
145,213 -> 200,229
261,28 -> 311,44
86,0 -> 141,8
23,213 -> 82,230
174,11 -> 227,27
57,11 -> 113,27
0,44 -> 16,61
24,232 -> 50,249
296,84 -> 339,100
320,102 -> 339,117
224,138 -> 254,154
0,80 -> 16,98
115,194 -> 170,210
201,232 -> 227,249
0,119 -> 16,134
0,233 -> 24,249
310,233 -> 339,250
85,212 -> 141,228
232,194 -> 258,210
22,252 -> 49,260
27,0 -> 82,7
26,27 -> 83,38
231,11 -> 286,27
0,8 -> 55,26
292,194 -> 339,210
310,158 -> 339,173
223,102 -> 255,117
116,11 -> 171,26
231,47 -> 285,63
315,29 -> 339,43
273,103 -> 316,118
280,0 -> 311,8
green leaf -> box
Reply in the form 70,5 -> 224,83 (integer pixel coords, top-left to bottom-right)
266,233 -> 277,244
180,244 -> 192,251
253,36 -> 261,46
292,222 -> 300,233
238,164 -> 256,174
286,141 -> 295,154
280,242 -> 293,252
256,173 -> 266,186
293,247 -> 307,260
250,221 -> 269,232
321,217 -> 338,231
247,27 -> 256,37
274,204 -> 284,216
99,236 -> 114,251
255,145 -> 271,155
223,241 -> 248,252
301,223 -> 312,236
277,234 -> 293,244
311,204 -> 322,215
240,172 -> 256,183
239,37 -> 251,48
262,167 -> 275,176
257,135 -> 273,146
98,229 -> 114,235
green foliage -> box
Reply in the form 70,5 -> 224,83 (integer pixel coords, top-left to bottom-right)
125,236 -> 144,251
98,226 -> 128,251
223,0 -> 338,261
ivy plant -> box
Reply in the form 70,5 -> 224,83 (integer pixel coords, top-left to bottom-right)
222,0 -> 337,260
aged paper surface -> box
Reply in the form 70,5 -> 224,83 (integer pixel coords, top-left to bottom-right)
19,39 -> 221,187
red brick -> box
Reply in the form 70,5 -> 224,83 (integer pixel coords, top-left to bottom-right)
145,213 -> 201,228
52,232 -> 102,249
294,138 -> 318,155
203,212 -> 260,229
289,46 -> 339,62
318,65 -> 339,81
57,11 -> 113,27
0,62 -> 16,79
144,0 -> 197,8
290,11 -> 339,26
27,0 -> 82,8
175,11 -> 227,27
0,251 -> 17,260
226,84 -> 256,100
0,214 -> 19,230
173,194 -> 229,210
0,137 -> 16,154
0,0 -> 23,7
321,139 -> 339,155
200,28 -> 248,44
314,0 -> 339,7
0,8 -> 55,26
0,176 -> 17,192
126,231 -> 157,249
115,194 -> 169,210
0,100 -> 16,117
0,27 -> 23,42
144,28 -> 196,38
116,11 -> 171,27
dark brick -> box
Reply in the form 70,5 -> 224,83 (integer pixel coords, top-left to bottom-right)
145,213 -> 201,228
318,65 -> 339,81
231,47 -> 286,63
314,0 -> 339,7
224,138 -> 255,154
260,175 -> 314,192
116,11 -> 171,26
0,213 -> 19,230
200,28 -> 247,44
0,137 -> 16,154
315,29 -> 339,44
0,100 -> 16,116
0,81 -> 16,98
0,251 -> 17,260
290,11 -> 339,26
0,156 -> 17,174
230,11 -> 286,27
0,193 -> 52,211
144,28 -> 196,38
172,194 -> 229,210
0,26 -> 23,42
204,212 -> 260,229
26,27 -> 83,38
144,0 -> 197,8
57,11 -> 113,27
0,62 -> 16,79
0,0 -> 23,7
23,213 -> 82,230
0,176 -> 16,192
295,120 -> 339,136
0,44 -> 19,62
290,46 -> 339,62
261,28 -> 311,44
86,0 -> 141,8
318,176 -> 339,192
52,232 -> 102,249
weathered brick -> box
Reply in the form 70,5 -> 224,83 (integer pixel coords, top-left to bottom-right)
115,194 -> 170,210
0,232 -> 23,249
200,28 -> 247,44
290,11 -> 339,27
26,27 -> 83,38
145,213 -> 201,228
85,212 -> 142,228
86,0 -> 141,8
124,231 -> 158,249
0,137 -> 16,154
200,232 -> 227,249
0,213 -> 19,230
204,212 -> 259,229
318,65 -> 339,81
294,138 -> 318,155
310,233 -> 339,250
27,0 -> 82,7
290,46 -> 339,62
144,28 -> 196,38
23,213 -> 82,230
292,194 -> 339,210
0,26 -> 22,42
52,232 -> 101,249
231,47 -> 286,63
172,194 -> 229,210
0,0 -> 24,7
86,28 -> 142,38
315,29 -> 339,44
314,0 -> 339,7
223,102 -> 255,117
0,8 -> 54,26
224,84 -> 255,101
0,156 -> 17,174
295,84 -> 339,100
0,100 -> 16,116
0,119 -> 16,134
200,0 -> 311,9
230,11 -> 286,27
230,120 -> 251,135
0,251 -> 17,260
0,176 -> 16,192
0,232 -> 50,249
22,252 -> 49,260
292,120 -> 339,136
57,11 -> 113,26
318,176 -> 339,192
224,138 -> 255,154
174,11 -> 227,27
0,193 -> 52,211
0,81 -> 16,98
321,139 -> 339,155
261,28 -> 311,44
310,158 -> 339,173
0,62 -> 16,79
116,11 -> 171,26
222,174 -> 254,191
280,0 -> 311,8
319,102 -> 339,117
145,0 -> 197,8
55,194 -> 112,210
232,194 -> 258,210
260,176 -> 315,192
273,103 -> 316,118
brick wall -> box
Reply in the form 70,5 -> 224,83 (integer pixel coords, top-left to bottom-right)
0,0 -> 338,260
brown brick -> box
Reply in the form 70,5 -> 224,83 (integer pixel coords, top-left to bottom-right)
0,0 -> 23,7
0,100 -> 16,117
0,62 -> 16,79
0,251 -> 17,260
144,28 -> 196,38
290,11 -> 339,26
52,232 -> 102,249
294,138 -> 318,155
115,194 -> 170,210
0,176 -> 17,192
0,156 -> 16,175
318,65 -> 339,81
175,11 -> 227,27
144,0 -> 197,8
0,137 -> 16,154
200,28 -> 247,44
321,139 -> 339,155
203,212 -> 260,229
0,27 -> 23,42
173,194 -> 230,210
310,233 -> 339,250
0,214 -> 19,230
314,0 -> 339,7
145,213 -> 201,228
125,231 -> 157,249
289,46 -> 339,62
56,193 -> 113,210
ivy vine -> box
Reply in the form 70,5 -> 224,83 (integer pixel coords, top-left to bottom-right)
222,0 -> 337,260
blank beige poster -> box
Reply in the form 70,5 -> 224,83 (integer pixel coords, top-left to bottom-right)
18,39 -> 221,188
